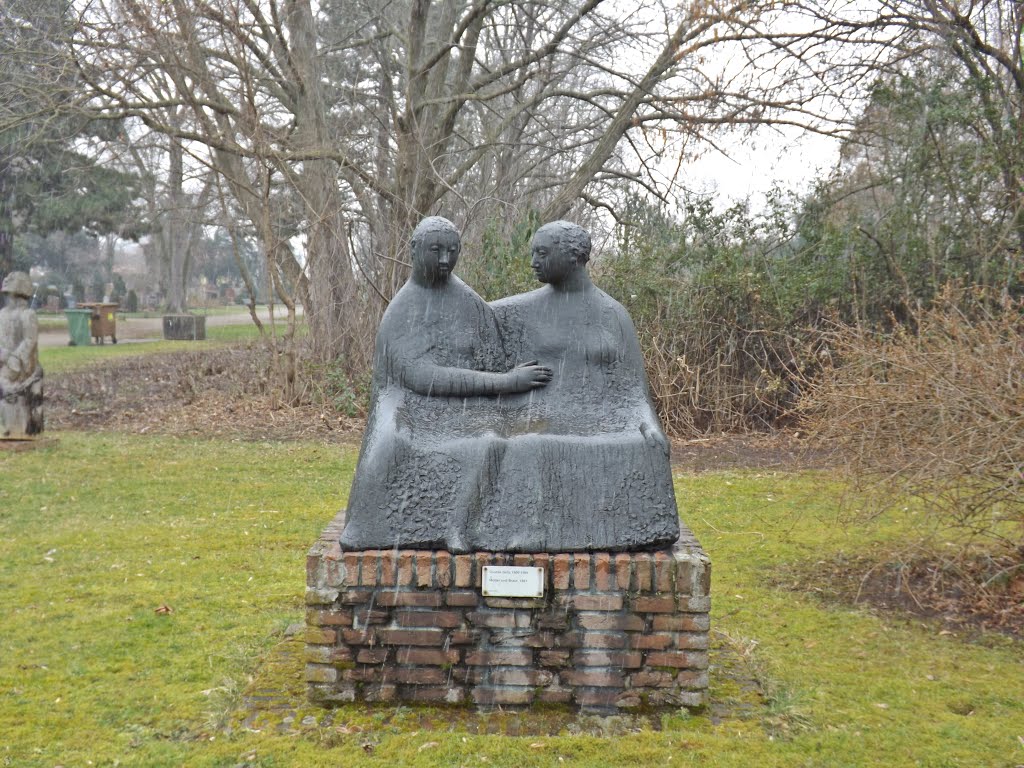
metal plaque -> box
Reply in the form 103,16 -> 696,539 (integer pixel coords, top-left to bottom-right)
481,566 -> 545,598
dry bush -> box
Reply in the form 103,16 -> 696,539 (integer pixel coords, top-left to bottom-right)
800,288 -> 1024,547
637,316 -> 818,438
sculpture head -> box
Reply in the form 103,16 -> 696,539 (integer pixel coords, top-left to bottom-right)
411,216 -> 461,286
530,221 -> 591,286
1,271 -> 33,300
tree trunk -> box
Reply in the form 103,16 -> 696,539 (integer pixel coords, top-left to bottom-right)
165,135 -> 188,314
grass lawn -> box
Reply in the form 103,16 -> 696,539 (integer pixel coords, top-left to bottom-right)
38,323 -> 282,375
2,434 -> 1022,767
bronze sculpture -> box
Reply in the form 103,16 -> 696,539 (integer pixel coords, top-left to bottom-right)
339,219 -> 679,553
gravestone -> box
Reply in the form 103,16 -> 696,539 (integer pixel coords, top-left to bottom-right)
0,272 -> 44,439
307,220 -> 709,711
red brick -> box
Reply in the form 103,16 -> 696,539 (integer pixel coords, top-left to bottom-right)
646,651 -> 705,668
632,554 -> 653,592
553,554 -> 571,590
304,664 -> 338,683
342,666 -> 383,683
569,594 -> 623,611
484,597 -> 544,609
474,553 -> 489,585
353,608 -> 389,625
578,632 -> 627,649
395,609 -> 462,628
375,590 -> 443,608
305,645 -> 353,664
415,552 -> 432,589
577,613 -> 645,632
674,559 -> 694,595
676,633 -> 709,650
445,590 -> 478,607
389,666 -> 448,685
576,688 -> 626,708
615,553 -> 632,590
594,554 -> 613,591
466,611 -> 517,628
489,668 -> 554,686
573,554 -> 591,590
539,649 -> 571,667
513,554 -> 532,567
465,649 -> 532,666
305,627 -> 337,644
306,553 -> 320,583
356,648 -> 390,664
654,551 -> 673,592
561,669 -> 624,687
361,551 -> 382,586
363,683 -> 398,702
632,596 -> 676,613
454,555 -> 473,587
395,647 -> 460,665
306,608 -> 353,627
652,614 -> 710,632
376,628 -> 445,646
380,551 -> 397,586
676,670 -> 710,689
536,613 -> 570,631
343,552 -> 361,585
341,588 -> 373,605
629,670 -> 676,687
448,629 -> 481,645
698,559 -> 711,596
472,686 -> 536,705
404,686 -> 466,704
341,628 -> 375,645
630,632 -> 674,651
523,631 -> 580,648
533,554 -> 551,581
397,552 -> 414,586
572,650 -> 642,668
538,687 -> 574,704
436,551 -> 452,587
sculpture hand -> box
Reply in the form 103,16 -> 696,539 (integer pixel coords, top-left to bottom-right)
640,422 -> 669,456
507,360 -> 553,392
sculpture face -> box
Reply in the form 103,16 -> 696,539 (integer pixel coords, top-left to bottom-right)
412,229 -> 461,286
1,271 -> 32,300
530,229 -> 575,285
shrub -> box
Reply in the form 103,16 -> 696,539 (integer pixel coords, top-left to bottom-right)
799,287 -> 1024,548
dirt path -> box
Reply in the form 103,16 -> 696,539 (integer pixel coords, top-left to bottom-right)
38,306 -> 303,348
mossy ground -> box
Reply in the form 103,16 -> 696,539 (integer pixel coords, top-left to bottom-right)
2,435 -> 1022,766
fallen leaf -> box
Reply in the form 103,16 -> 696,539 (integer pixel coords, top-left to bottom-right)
418,742 -> 439,752
154,604 -> 174,615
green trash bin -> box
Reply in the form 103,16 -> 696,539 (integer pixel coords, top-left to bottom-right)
64,309 -> 93,346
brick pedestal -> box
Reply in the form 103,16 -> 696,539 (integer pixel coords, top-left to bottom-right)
306,511 -> 710,711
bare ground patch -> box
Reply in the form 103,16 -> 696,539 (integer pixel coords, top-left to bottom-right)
45,343 -> 364,445
774,547 -> 1024,640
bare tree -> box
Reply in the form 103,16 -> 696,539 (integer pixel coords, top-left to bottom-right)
67,0 -> 869,378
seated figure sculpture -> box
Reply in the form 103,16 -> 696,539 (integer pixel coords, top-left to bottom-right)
339,217 -> 552,552
468,221 -> 680,551
339,219 -> 680,554
0,271 -> 44,439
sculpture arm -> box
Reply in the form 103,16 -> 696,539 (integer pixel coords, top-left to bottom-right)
0,313 -> 37,380
613,303 -> 670,456
399,360 -> 551,397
